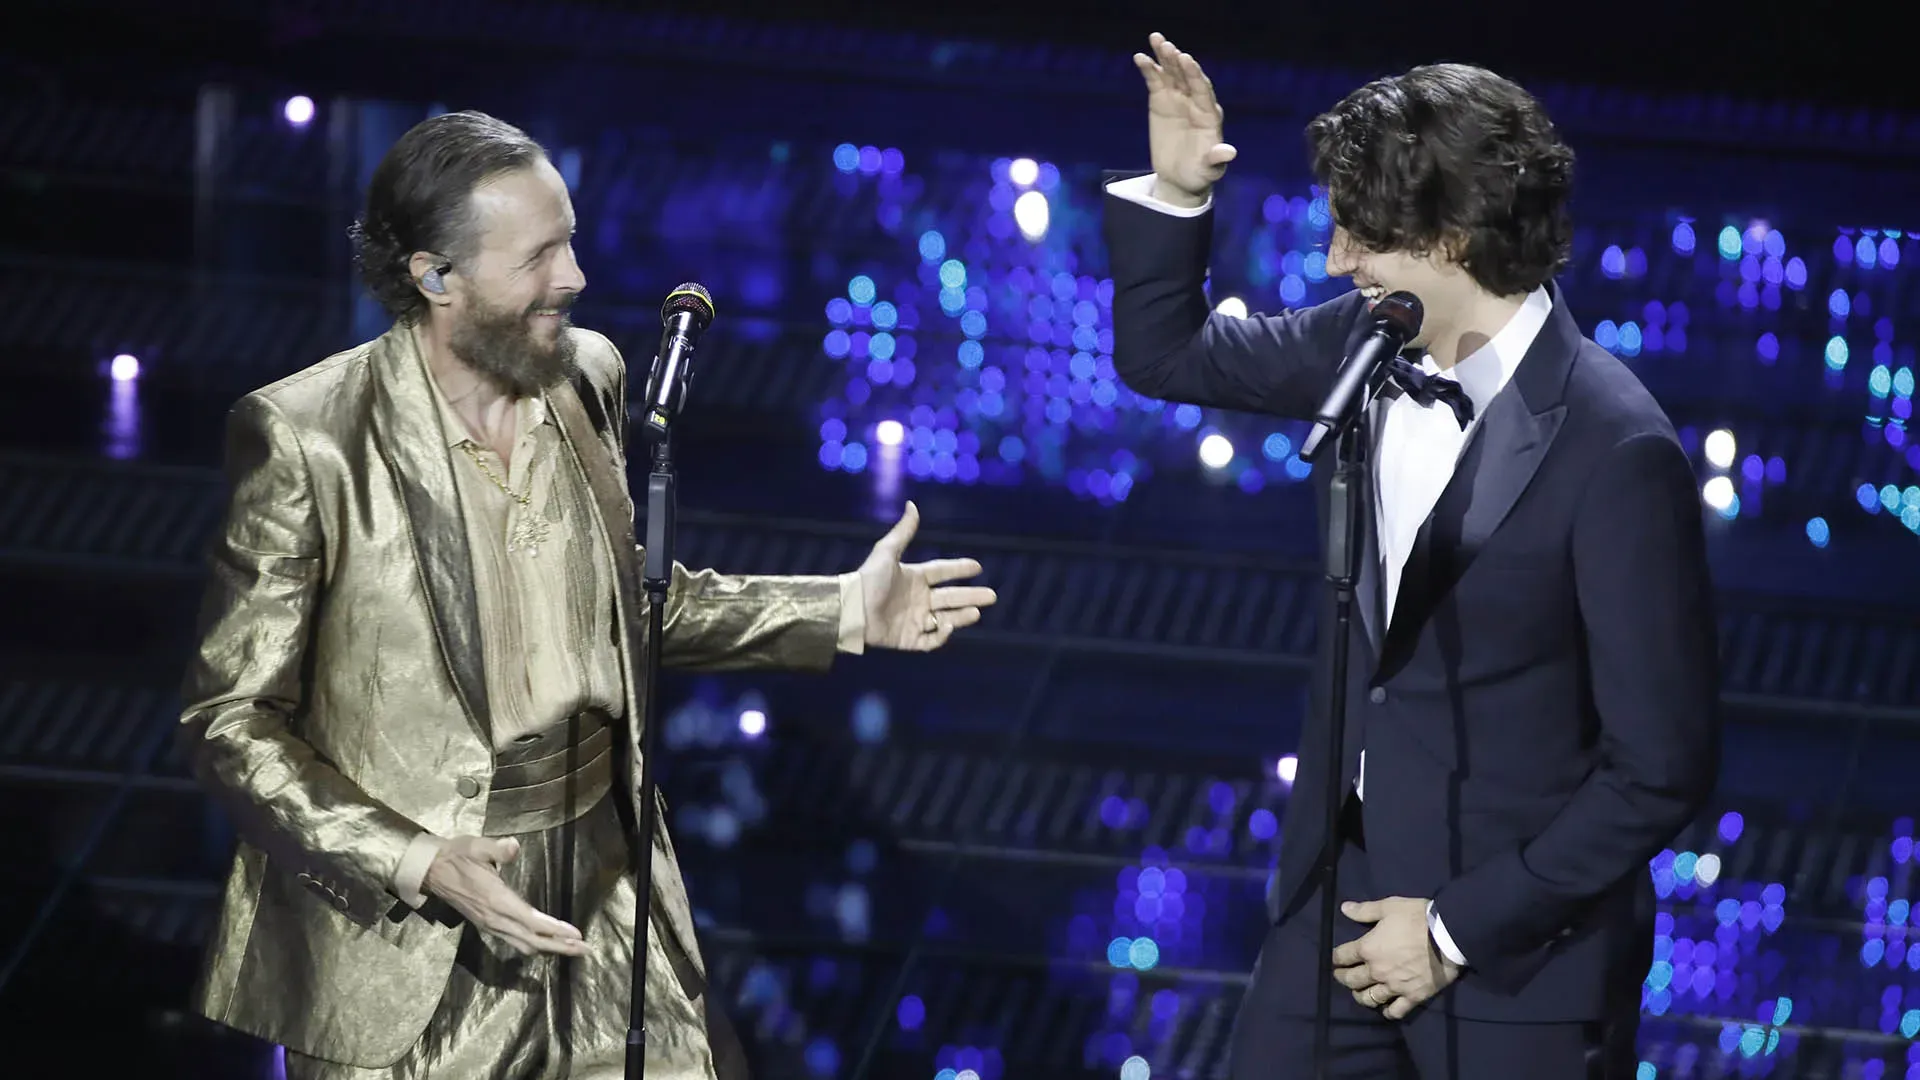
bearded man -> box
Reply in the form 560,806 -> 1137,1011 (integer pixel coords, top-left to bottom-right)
180,110 -> 995,1080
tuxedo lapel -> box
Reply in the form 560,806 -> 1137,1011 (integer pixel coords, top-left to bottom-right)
1374,286 -> 1579,675
1452,387 -> 1567,561
368,325 -> 491,744
1353,515 -> 1385,656
1352,403 -> 1387,657
1331,307 -> 1399,656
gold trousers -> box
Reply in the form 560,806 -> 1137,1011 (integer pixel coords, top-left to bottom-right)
285,791 -> 718,1080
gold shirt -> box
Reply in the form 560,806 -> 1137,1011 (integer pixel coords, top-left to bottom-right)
432,380 -> 628,749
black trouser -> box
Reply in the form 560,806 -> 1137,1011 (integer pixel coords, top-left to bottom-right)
1227,797 -> 1639,1079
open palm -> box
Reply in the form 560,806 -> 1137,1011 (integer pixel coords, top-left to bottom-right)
1134,32 -> 1238,202
857,502 -> 998,651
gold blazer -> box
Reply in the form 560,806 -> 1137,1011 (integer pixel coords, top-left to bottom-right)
179,323 -> 841,1066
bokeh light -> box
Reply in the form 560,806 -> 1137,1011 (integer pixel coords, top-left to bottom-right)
1199,434 -> 1234,469
1702,476 -> 1735,513
1704,429 -> 1736,469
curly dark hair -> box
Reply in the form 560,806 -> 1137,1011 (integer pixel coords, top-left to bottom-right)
1305,64 -> 1574,297
349,110 -> 548,322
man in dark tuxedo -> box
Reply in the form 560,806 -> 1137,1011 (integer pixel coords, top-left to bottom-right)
1102,33 -> 1721,1079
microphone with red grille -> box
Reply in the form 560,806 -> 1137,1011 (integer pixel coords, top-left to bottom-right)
641,283 -> 715,441
1299,291 -> 1423,462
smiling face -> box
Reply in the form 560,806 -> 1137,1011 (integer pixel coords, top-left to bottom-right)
1325,224 -> 1484,351
436,159 -> 586,396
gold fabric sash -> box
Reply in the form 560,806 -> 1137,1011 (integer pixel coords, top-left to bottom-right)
481,710 -> 615,836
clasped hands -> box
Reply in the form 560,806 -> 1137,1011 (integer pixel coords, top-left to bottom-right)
1331,897 -> 1461,1020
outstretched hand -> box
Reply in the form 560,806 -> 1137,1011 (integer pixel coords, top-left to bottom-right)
1133,31 -> 1238,206
858,501 -> 997,651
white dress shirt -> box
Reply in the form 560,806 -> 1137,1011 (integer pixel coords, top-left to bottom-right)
1109,174 -> 1554,968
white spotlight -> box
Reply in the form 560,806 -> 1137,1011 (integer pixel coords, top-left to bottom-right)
283,95 -> 315,126
1215,297 -> 1248,319
1702,476 -> 1735,511
1008,157 -> 1039,187
738,709 -> 767,738
1704,429 -> 1736,470
1013,190 -> 1049,241
1276,755 -> 1298,785
875,420 -> 905,446
109,353 -> 140,381
1199,433 -> 1234,469
1695,853 -> 1722,886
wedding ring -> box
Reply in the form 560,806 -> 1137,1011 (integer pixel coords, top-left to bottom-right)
926,614 -> 940,633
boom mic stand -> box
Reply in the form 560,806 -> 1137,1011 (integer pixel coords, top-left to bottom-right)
626,284 -> 712,1080
1310,404 -> 1372,1080
1298,293 -> 1417,1080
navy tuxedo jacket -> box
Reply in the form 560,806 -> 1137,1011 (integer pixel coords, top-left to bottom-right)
1103,180 -> 1720,1022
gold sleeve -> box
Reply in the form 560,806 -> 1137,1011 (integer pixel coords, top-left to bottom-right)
178,394 -> 423,907
602,335 -> 851,673
652,560 -> 846,673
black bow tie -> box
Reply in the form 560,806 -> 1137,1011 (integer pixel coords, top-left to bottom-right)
1379,356 -> 1474,430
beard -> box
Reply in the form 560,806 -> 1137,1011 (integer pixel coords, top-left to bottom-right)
447,293 -> 579,398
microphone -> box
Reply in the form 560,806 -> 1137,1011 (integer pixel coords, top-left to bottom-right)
1298,291 -> 1423,462
640,282 -> 715,441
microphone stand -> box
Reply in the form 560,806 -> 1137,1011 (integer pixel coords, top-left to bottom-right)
625,376 -> 685,1080
1311,390 -> 1375,1080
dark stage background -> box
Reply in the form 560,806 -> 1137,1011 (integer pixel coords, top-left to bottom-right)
3,2 -> 1919,1077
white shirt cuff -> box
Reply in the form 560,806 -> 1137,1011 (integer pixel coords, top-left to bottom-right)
1427,900 -> 1468,967
1105,173 -> 1212,218
393,831 -> 446,909
836,571 -> 866,654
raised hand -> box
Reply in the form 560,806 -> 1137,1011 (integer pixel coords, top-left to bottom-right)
423,835 -> 590,957
1133,32 -> 1238,208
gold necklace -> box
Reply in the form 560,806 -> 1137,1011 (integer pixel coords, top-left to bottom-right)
457,442 -> 552,556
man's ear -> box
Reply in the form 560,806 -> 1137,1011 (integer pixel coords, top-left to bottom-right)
408,251 -> 454,305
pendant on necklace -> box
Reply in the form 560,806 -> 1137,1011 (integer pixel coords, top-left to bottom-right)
509,510 -> 551,556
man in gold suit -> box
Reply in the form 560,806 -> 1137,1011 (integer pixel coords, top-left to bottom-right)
179,110 -> 996,1080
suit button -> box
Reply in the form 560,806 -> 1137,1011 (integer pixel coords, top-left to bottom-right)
296,872 -> 312,884
456,776 -> 482,798
333,894 -> 349,911
1369,687 -> 1387,705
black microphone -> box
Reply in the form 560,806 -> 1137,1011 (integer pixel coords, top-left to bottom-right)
1298,292 -> 1423,462
640,282 -> 715,440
